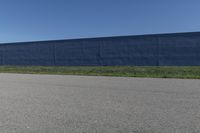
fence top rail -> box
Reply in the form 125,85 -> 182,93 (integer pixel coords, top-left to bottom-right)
0,31 -> 200,47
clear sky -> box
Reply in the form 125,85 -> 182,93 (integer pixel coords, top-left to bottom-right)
0,0 -> 200,43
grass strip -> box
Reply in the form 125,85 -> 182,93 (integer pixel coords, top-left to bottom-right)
0,66 -> 199,79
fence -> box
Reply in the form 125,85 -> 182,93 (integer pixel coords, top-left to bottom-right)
1,32 -> 200,66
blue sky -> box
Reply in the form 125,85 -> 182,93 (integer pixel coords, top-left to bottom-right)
0,0 -> 200,43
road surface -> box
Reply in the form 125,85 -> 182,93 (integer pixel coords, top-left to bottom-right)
0,73 -> 199,133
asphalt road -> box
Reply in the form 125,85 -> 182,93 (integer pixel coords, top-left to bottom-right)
0,74 -> 200,133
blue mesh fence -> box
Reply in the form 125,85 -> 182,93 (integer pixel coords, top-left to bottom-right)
0,32 -> 200,66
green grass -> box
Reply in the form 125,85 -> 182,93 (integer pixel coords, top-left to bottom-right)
0,66 -> 200,79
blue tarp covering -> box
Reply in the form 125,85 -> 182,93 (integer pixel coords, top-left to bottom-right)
1,32 -> 200,66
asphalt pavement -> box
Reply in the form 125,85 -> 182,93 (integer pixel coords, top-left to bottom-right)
0,73 -> 200,133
